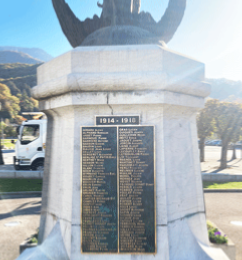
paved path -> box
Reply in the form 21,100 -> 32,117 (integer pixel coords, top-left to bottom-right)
0,147 -> 241,259
202,146 -> 242,175
205,193 -> 242,260
0,193 -> 241,260
0,197 -> 41,260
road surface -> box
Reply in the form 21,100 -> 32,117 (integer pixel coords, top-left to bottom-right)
0,193 -> 242,260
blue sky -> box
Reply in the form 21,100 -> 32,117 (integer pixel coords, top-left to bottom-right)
1,0 -> 242,81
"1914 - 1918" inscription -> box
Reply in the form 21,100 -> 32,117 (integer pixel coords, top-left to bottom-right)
81,125 -> 155,254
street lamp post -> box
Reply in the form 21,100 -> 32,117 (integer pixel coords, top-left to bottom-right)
0,102 -> 4,165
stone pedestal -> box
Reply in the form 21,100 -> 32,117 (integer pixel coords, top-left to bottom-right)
30,45 -> 229,260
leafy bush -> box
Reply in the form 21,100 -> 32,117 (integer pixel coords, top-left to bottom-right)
4,126 -> 17,138
207,221 -> 228,244
29,236 -> 38,244
29,229 -> 39,244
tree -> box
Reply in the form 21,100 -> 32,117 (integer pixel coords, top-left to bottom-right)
0,83 -> 20,120
22,83 -> 32,96
4,126 -> 17,138
0,83 -> 21,165
229,127 -> 241,160
14,115 -> 26,125
214,102 -> 242,169
17,90 -> 39,113
197,99 -> 217,162
0,143 -> 3,165
7,81 -> 20,96
0,121 -> 4,165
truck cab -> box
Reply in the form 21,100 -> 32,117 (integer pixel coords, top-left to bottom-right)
14,114 -> 47,171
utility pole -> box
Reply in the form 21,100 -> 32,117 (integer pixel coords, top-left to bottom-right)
0,103 -> 4,165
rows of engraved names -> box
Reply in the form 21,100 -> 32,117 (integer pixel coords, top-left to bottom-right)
118,127 -> 154,253
82,127 -> 118,253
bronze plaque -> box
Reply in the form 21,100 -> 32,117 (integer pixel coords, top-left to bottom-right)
81,127 -> 118,253
118,126 -> 155,253
81,125 -> 155,254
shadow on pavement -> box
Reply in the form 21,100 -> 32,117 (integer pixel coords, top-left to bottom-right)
0,200 -> 41,220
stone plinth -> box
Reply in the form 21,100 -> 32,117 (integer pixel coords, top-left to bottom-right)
29,45 -> 229,260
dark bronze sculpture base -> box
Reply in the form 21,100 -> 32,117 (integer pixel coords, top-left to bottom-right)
81,26 -> 160,46
52,0 -> 186,47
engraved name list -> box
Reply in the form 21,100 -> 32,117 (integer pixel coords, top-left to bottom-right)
81,123 -> 155,254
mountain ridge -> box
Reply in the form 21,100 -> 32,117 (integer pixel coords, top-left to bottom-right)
206,78 -> 242,102
0,51 -> 43,64
0,63 -> 39,97
0,46 -> 53,62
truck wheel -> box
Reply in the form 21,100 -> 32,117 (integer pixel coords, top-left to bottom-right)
31,160 -> 44,171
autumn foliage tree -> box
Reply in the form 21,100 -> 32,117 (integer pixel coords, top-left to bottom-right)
0,83 -> 20,119
0,83 -> 21,165
17,90 -> 38,113
0,120 -> 3,165
197,99 -> 217,162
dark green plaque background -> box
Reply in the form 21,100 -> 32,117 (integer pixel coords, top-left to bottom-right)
81,125 -> 155,254
118,126 -> 155,253
81,127 -> 118,253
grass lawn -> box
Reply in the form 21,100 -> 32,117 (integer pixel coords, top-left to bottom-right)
0,179 -> 42,193
1,139 -> 16,149
203,181 -> 242,189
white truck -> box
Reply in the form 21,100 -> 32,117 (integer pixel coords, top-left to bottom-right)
14,113 -> 47,171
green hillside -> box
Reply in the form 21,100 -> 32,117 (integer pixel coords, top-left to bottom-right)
0,63 -> 41,96
0,63 -> 41,122
0,63 -> 40,79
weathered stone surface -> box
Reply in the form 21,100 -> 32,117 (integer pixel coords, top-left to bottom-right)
28,45 -> 230,259
32,45 -> 209,100
16,221 -> 69,260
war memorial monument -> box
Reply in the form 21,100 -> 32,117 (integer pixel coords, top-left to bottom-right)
17,0 -> 230,259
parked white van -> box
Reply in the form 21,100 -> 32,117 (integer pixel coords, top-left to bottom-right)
14,113 -> 47,170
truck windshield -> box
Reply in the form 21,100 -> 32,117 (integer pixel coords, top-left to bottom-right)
21,124 -> 40,145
